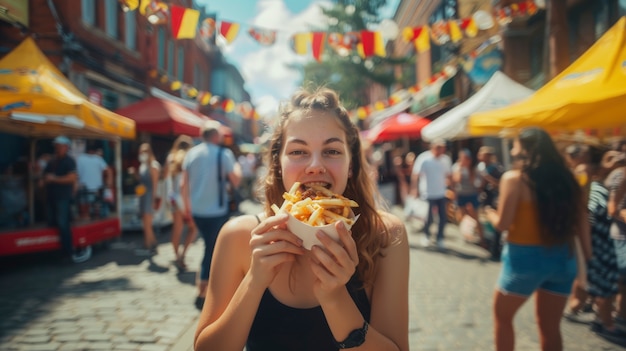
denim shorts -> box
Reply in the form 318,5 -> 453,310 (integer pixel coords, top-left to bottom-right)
457,194 -> 479,209
497,243 -> 577,297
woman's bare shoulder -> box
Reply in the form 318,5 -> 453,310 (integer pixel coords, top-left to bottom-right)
217,214 -> 261,262
501,169 -> 523,182
378,211 -> 408,250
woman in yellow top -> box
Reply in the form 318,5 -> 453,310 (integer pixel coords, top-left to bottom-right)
486,128 -> 592,351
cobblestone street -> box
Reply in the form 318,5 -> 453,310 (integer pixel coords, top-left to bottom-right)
0,200 -> 624,350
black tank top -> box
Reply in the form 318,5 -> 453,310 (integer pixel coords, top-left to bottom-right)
246,274 -> 371,351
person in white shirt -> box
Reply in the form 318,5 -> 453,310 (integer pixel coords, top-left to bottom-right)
237,153 -> 257,199
410,138 -> 452,248
76,142 -> 112,219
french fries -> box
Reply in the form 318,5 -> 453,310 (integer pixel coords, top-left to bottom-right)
271,182 -> 358,227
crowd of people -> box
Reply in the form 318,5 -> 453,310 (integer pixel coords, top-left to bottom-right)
32,86 -> 626,350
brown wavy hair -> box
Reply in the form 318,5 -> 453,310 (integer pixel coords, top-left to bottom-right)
261,87 -> 389,287
517,128 -> 584,245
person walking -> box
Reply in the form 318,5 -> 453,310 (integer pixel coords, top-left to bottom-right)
409,138 -> 452,249
452,148 -> 485,247
194,87 -> 409,351
41,136 -> 89,263
564,149 -> 624,341
76,141 -> 112,219
606,144 -> 626,329
165,135 -> 197,271
485,127 -> 592,351
181,120 -> 241,309
136,143 -> 161,255
477,146 -> 504,260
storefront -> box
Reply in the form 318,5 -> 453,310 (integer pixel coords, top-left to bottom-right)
0,38 -> 136,261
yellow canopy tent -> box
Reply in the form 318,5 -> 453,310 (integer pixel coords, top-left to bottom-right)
468,17 -> 626,138
0,37 -> 135,139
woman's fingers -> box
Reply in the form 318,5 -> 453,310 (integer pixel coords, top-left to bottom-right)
250,213 -> 303,248
310,223 -> 357,283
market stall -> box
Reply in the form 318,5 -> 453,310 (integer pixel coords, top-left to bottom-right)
421,71 -> 534,142
0,37 -> 136,261
468,17 -> 626,138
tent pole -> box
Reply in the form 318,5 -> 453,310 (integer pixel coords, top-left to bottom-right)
501,138 -> 511,170
115,139 -> 122,238
29,139 -> 36,225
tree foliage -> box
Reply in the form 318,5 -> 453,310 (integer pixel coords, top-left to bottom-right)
293,1 -> 413,110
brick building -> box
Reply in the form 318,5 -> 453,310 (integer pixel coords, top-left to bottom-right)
0,0 -> 254,145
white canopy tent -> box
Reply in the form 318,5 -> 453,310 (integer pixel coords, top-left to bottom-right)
421,71 -> 534,142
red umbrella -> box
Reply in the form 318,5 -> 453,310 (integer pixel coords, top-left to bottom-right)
366,112 -> 430,143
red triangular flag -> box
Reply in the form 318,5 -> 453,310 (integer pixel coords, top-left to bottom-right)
311,32 -> 326,61
360,30 -> 375,58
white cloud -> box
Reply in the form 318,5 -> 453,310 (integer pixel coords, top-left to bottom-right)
241,0 -> 332,117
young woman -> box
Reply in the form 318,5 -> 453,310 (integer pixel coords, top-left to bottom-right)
580,149 -> 623,338
485,128 -> 592,351
452,148 -> 485,246
194,88 -> 410,351
137,143 -> 161,255
165,135 -> 197,270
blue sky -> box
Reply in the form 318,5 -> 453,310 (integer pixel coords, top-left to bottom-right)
195,0 -> 400,118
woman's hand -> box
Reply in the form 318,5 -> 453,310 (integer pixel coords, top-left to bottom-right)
310,221 -> 359,302
248,213 -> 306,289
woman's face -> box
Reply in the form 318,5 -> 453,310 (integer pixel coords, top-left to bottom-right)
459,152 -> 471,166
510,139 -> 528,167
279,111 -> 351,195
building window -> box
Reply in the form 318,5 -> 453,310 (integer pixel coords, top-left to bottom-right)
81,0 -> 95,26
177,46 -> 185,80
124,11 -> 136,50
167,40 -> 174,76
104,0 -> 118,38
157,27 -> 165,69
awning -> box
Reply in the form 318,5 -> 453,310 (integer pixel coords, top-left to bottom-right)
364,113 -> 430,143
116,97 -> 231,137
0,38 -> 135,139
422,71 -> 534,141
468,17 -> 626,137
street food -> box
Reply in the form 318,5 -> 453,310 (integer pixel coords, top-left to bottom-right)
271,182 -> 358,227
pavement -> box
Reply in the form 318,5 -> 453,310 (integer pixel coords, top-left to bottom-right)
1,200 -> 625,350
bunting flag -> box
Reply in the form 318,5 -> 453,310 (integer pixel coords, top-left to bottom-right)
198,91 -> 212,105
460,18 -> 478,37
359,31 -> 386,58
170,5 -> 200,39
430,21 -> 450,45
119,0 -> 139,11
248,27 -> 277,46
311,32 -> 326,62
144,1 -> 169,25
405,26 -> 430,53
290,32 -> 311,55
220,21 -> 240,44
448,20 -> 463,43
139,0 -> 151,15
199,17 -> 216,42
170,81 -> 182,91
222,99 -> 235,113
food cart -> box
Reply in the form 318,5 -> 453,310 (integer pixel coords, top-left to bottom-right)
0,38 -> 136,262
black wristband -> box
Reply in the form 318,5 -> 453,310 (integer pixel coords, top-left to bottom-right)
335,321 -> 369,349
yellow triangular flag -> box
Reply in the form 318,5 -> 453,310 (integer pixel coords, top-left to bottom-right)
374,31 -> 386,57
139,0 -> 150,15
449,20 -> 463,43
414,26 -> 430,53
